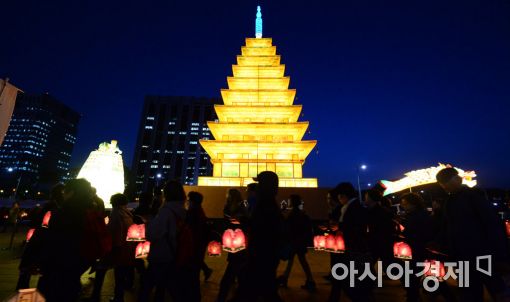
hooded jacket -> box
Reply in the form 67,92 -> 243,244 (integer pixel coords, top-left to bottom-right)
146,201 -> 186,263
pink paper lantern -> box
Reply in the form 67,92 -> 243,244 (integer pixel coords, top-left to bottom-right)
325,234 -> 336,251
26,228 -> 35,242
313,235 -> 326,251
424,260 -> 446,281
207,241 -> 222,257
334,234 -> 345,253
126,224 -> 146,241
222,228 -> 246,253
41,211 -> 51,228
394,241 -> 412,260
135,241 -> 151,259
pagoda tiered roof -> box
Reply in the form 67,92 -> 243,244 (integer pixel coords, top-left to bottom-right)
198,30 -> 317,187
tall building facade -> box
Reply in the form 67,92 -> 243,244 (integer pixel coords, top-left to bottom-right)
0,93 -> 80,187
132,96 -> 220,194
198,7 -> 317,187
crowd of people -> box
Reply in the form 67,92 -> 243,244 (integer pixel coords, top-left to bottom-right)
9,167 -> 510,301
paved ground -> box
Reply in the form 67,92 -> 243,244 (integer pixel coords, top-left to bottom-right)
0,226 -> 488,302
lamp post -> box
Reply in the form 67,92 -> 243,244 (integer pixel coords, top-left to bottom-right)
156,173 -> 162,188
6,168 -> 22,200
357,164 -> 367,202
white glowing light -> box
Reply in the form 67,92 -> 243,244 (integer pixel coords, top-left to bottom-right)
77,140 -> 125,208
381,163 -> 477,196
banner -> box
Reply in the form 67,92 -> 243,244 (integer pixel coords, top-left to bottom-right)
0,79 -> 21,147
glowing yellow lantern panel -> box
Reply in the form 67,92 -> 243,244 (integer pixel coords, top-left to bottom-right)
77,140 -> 125,208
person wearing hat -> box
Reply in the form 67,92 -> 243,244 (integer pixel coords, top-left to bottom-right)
235,171 -> 283,302
436,167 -> 509,301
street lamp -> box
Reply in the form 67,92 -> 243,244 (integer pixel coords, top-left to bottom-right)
357,164 -> 367,202
156,173 -> 162,187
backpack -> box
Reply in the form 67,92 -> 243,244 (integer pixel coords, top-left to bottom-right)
170,210 -> 195,268
80,209 -> 112,262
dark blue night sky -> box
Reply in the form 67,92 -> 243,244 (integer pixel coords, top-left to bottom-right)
1,0 -> 509,188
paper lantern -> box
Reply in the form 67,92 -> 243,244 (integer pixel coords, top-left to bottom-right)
104,216 -> 109,225
505,220 -> 510,238
313,235 -> 326,251
393,241 -> 412,260
424,260 -> 445,281
126,224 -> 146,241
207,241 -> 222,257
325,234 -> 336,250
41,211 -> 51,228
222,228 -> 246,253
135,241 -> 151,259
323,234 -> 346,253
26,228 -> 35,242
334,234 -> 345,253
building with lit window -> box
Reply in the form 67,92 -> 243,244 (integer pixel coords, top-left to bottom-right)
131,96 -> 221,194
0,93 -> 80,190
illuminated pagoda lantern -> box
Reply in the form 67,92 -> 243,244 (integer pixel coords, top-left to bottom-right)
77,140 -> 125,208
198,6 -> 318,188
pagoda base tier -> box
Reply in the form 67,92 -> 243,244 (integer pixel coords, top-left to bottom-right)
198,176 -> 318,188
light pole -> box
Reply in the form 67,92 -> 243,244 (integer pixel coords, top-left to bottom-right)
357,164 -> 367,202
156,173 -> 162,188
6,168 -> 21,200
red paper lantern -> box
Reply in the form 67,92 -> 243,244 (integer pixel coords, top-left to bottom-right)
505,221 -> 510,238
313,235 -> 326,251
222,228 -> 246,253
126,224 -> 146,241
393,241 -> 412,260
207,241 -> 222,257
424,260 -> 445,281
26,228 -> 35,242
41,211 -> 51,228
323,234 -> 346,253
334,234 -> 345,253
135,241 -> 151,259
143,241 -> 150,255
325,234 -> 336,250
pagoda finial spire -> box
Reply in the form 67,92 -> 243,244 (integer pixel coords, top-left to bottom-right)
255,6 -> 262,38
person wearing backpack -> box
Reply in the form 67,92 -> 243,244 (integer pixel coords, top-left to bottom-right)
138,180 -> 187,302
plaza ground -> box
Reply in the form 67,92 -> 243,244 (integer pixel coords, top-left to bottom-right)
0,226 -> 491,302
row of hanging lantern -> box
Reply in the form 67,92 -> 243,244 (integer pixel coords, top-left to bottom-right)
313,233 -> 345,253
